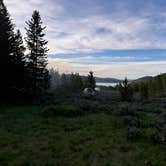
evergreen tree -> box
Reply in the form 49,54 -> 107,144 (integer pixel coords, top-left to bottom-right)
139,82 -> 149,100
118,77 -> 133,101
12,30 -> 26,65
70,73 -> 83,92
59,73 -> 84,95
0,0 -> 16,99
11,30 -> 26,97
25,10 -> 49,99
74,73 -> 84,91
87,71 -> 96,90
156,75 -> 164,93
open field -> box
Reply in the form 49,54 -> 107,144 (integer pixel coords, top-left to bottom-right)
0,106 -> 165,166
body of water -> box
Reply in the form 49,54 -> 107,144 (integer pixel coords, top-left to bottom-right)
96,82 -> 119,87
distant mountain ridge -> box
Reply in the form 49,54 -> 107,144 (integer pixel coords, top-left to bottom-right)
132,76 -> 153,83
95,77 -> 122,83
132,73 -> 166,83
60,73 -> 166,84
95,73 -> 166,84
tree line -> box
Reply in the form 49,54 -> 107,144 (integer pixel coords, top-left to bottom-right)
0,0 -> 49,103
132,73 -> 166,100
118,74 -> 166,102
49,70 -> 96,95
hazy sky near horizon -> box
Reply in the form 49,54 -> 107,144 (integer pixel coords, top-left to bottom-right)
5,0 -> 166,79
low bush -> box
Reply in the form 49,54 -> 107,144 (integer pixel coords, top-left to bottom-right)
118,104 -> 139,117
78,99 -> 113,114
78,99 -> 99,113
124,116 -> 138,126
129,117 -> 140,127
127,126 -> 140,140
156,112 -> 166,129
151,130 -> 166,144
41,104 -> 82,117
139,113 -> 157,128
120,105 -> 141,140
96,104 -> 113,112
153,112 -> 166,144
118,104 -> 129,116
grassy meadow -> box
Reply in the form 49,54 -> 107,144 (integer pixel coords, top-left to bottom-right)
0,104 -> 165,166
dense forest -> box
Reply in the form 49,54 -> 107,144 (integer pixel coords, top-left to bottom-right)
0,0 -> 50,103
0,0 -> 166,165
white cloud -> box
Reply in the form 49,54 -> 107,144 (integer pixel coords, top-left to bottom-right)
6,0 -> 62,18
45,15 -> 166,54
5,0 -> 63,36
5,0 -> 166,54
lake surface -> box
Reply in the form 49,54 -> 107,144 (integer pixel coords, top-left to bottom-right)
96,82 -> 119,87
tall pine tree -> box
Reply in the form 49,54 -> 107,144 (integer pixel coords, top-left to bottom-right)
87,71 -> 96,90
118,77 -> 133,101
0,0 -> 16,100
11,30 -> 26,98
25,10 -> 49,100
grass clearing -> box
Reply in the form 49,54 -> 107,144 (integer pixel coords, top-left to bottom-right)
0,106 -> 165,166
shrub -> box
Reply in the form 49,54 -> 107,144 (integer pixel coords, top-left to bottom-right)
121,106 -> 141,140
118,77 -> 133,101
127,126 -> 140,140
123,115 -> 131,125
150,129 -> 166,144
118,104 -> 139,117
41,104 -> 82,117
78,99 -> 101,113
153,112 -> 166,144
118,104 -> 129,116
129,117 -> 140,127
124,116 -> 139,127
96,104 -> 112,112
156,112 -> 166,130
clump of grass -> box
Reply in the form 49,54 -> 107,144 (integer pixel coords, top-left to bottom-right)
41,104 -> 83,117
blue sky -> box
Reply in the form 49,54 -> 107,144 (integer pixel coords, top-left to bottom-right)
6,0 -> 166,79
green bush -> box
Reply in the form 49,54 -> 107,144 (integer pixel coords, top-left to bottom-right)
78,99 -> 101,113
156,112 -> 166,129
153,112 -> 166,144
127,126 -> 140,140
78,99 -> 113,114
41,104 -> 82,117
118,104 -> 139,117
131,117 -> 140,127
97,104 -> 113,113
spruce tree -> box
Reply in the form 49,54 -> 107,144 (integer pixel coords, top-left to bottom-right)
118,77 -> 133,101
0,0 -> 16,99
12,30 -> 26,65
11,30 -> 26,97
87,71 -> 96,90
25,10 -> 49,99
139,82 -> 149,100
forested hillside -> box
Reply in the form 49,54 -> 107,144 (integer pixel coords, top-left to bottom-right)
131,73 -> 166,99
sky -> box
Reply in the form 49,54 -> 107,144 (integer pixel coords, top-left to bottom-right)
5,0 -> 166,79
